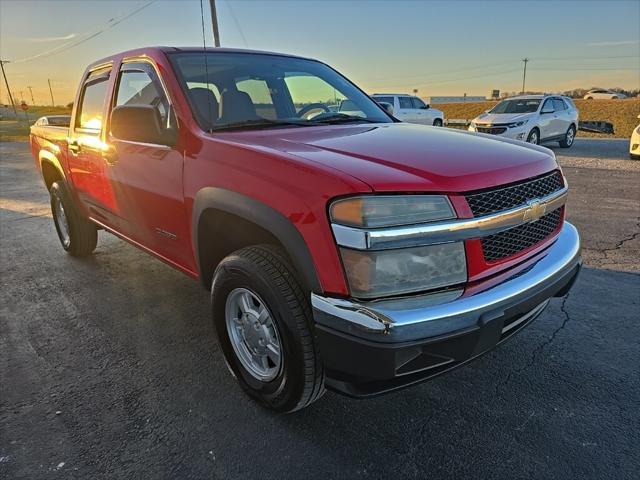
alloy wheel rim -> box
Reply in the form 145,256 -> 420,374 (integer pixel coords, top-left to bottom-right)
225,287 -> 282,382
567,128 -> 574,145
54,195 -> 71,247
529,131 -> 538,144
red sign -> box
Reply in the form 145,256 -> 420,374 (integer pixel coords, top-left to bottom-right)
20,102 -> 29,111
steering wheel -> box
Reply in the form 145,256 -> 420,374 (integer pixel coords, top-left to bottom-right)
297,103 -> 331,120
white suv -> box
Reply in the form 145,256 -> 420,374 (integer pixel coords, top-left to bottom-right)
468,95 -> 579,148
371,94 -> 444,126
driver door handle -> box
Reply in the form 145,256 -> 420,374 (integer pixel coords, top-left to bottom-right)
102,148 -> 118,166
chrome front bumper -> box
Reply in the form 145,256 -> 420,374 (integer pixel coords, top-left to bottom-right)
312,222 -> 581,344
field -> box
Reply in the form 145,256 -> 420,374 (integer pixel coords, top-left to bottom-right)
438,98 -> 640,138
0,105 -> 71,142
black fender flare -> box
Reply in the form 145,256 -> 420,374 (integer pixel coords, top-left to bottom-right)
192,187 -> 322,293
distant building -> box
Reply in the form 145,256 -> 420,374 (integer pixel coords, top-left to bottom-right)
425,96 -> 486,104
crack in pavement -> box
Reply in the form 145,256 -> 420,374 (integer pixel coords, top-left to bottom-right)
585,219 -> 640,258
494,293 -> 573,396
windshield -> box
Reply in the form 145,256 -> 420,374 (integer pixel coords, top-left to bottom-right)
490,99 -> 541,114
169,52 -> 392,131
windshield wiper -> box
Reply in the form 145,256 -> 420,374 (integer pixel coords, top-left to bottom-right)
210,118 -> 318,132
310,113 -> 382,124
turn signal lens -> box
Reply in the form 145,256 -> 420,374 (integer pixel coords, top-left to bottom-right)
330,195 -> 455,228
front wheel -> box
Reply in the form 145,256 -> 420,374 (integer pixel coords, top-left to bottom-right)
50,181 -> 97,256
211,245 -> 325,413
559,125 -> 576,148
526,128 -> 540,145
433,118 -> 443,127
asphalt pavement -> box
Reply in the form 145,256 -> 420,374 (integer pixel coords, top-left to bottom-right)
1,139 -> 638,479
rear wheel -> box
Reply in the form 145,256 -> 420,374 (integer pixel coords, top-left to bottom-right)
559,125 -> 576,148
586,96 -> 593,100
211,245 -> 325,413
526,128 -> 540,145
50,181 -> 97,256
433,118 -> 443,127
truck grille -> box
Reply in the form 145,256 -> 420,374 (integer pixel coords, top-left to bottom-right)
481,208 -> 562,262
476,126 -> 507,135
466,171 -> 564,217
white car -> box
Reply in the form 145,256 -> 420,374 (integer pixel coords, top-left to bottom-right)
371,94 -> 444,126
468,95 -> 579,147
630,115 -> 640,160
584,89 -> 627,100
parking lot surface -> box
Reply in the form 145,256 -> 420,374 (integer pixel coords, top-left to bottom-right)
1,139 -> 639,479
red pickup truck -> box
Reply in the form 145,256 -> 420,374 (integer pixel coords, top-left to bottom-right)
30,47 -> 581,412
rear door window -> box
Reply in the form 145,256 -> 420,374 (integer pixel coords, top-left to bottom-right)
76,70 -> 111,131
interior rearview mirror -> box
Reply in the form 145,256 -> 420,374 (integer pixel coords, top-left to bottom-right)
110,105 -> 176,146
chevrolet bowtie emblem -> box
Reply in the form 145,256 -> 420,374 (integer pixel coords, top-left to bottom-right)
523,199 -> 546,222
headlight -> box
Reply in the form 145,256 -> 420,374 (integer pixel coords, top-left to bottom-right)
330,195 -> 455,228
339,243 -> 467,299
507,120 -> 528,128
330,195 -> 467,298
470,121 -> 477,128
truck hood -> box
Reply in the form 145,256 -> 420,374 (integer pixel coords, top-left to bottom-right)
473,112 -> 536,125
219,123 -> 559,193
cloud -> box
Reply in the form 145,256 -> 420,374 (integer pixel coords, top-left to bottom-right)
25,33 -> 77,43
586,40 -> 640,47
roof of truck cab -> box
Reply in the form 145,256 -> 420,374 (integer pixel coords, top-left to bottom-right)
87,46 -> 316,69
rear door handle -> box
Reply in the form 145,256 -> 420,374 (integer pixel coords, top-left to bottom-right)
68,141 -> 81,153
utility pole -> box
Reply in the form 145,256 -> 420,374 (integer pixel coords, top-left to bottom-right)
521,58 -> 529,94
28,86 -> 35,104
47,78 -> 55,106
0,59 -> 18,116
209,0 -> 221,47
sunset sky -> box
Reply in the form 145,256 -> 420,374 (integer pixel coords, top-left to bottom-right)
1,0 -> 638,105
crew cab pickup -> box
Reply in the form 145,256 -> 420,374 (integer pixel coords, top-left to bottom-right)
30,47 -> 581,412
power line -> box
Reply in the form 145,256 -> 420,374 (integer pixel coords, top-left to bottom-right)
224,0 -> 248,47
11,1 -> 157,64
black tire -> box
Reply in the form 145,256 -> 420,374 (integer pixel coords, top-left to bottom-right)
630,154 -> 640,161
433,118 -> 443,127
211,245 -> 325,413
526,128 -> 540,145
559,125 -> 576,148
586,96 -> 593,100
50,181 -> 97,256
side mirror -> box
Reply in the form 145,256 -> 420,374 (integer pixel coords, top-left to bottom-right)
378,101 -> 394,116
110,105 -> 176,146
541,107 -> 554,114
421,104 -> 430,110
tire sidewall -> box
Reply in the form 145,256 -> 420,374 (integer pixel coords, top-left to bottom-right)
211,255 -> 307,410
50,182 -> 73,251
